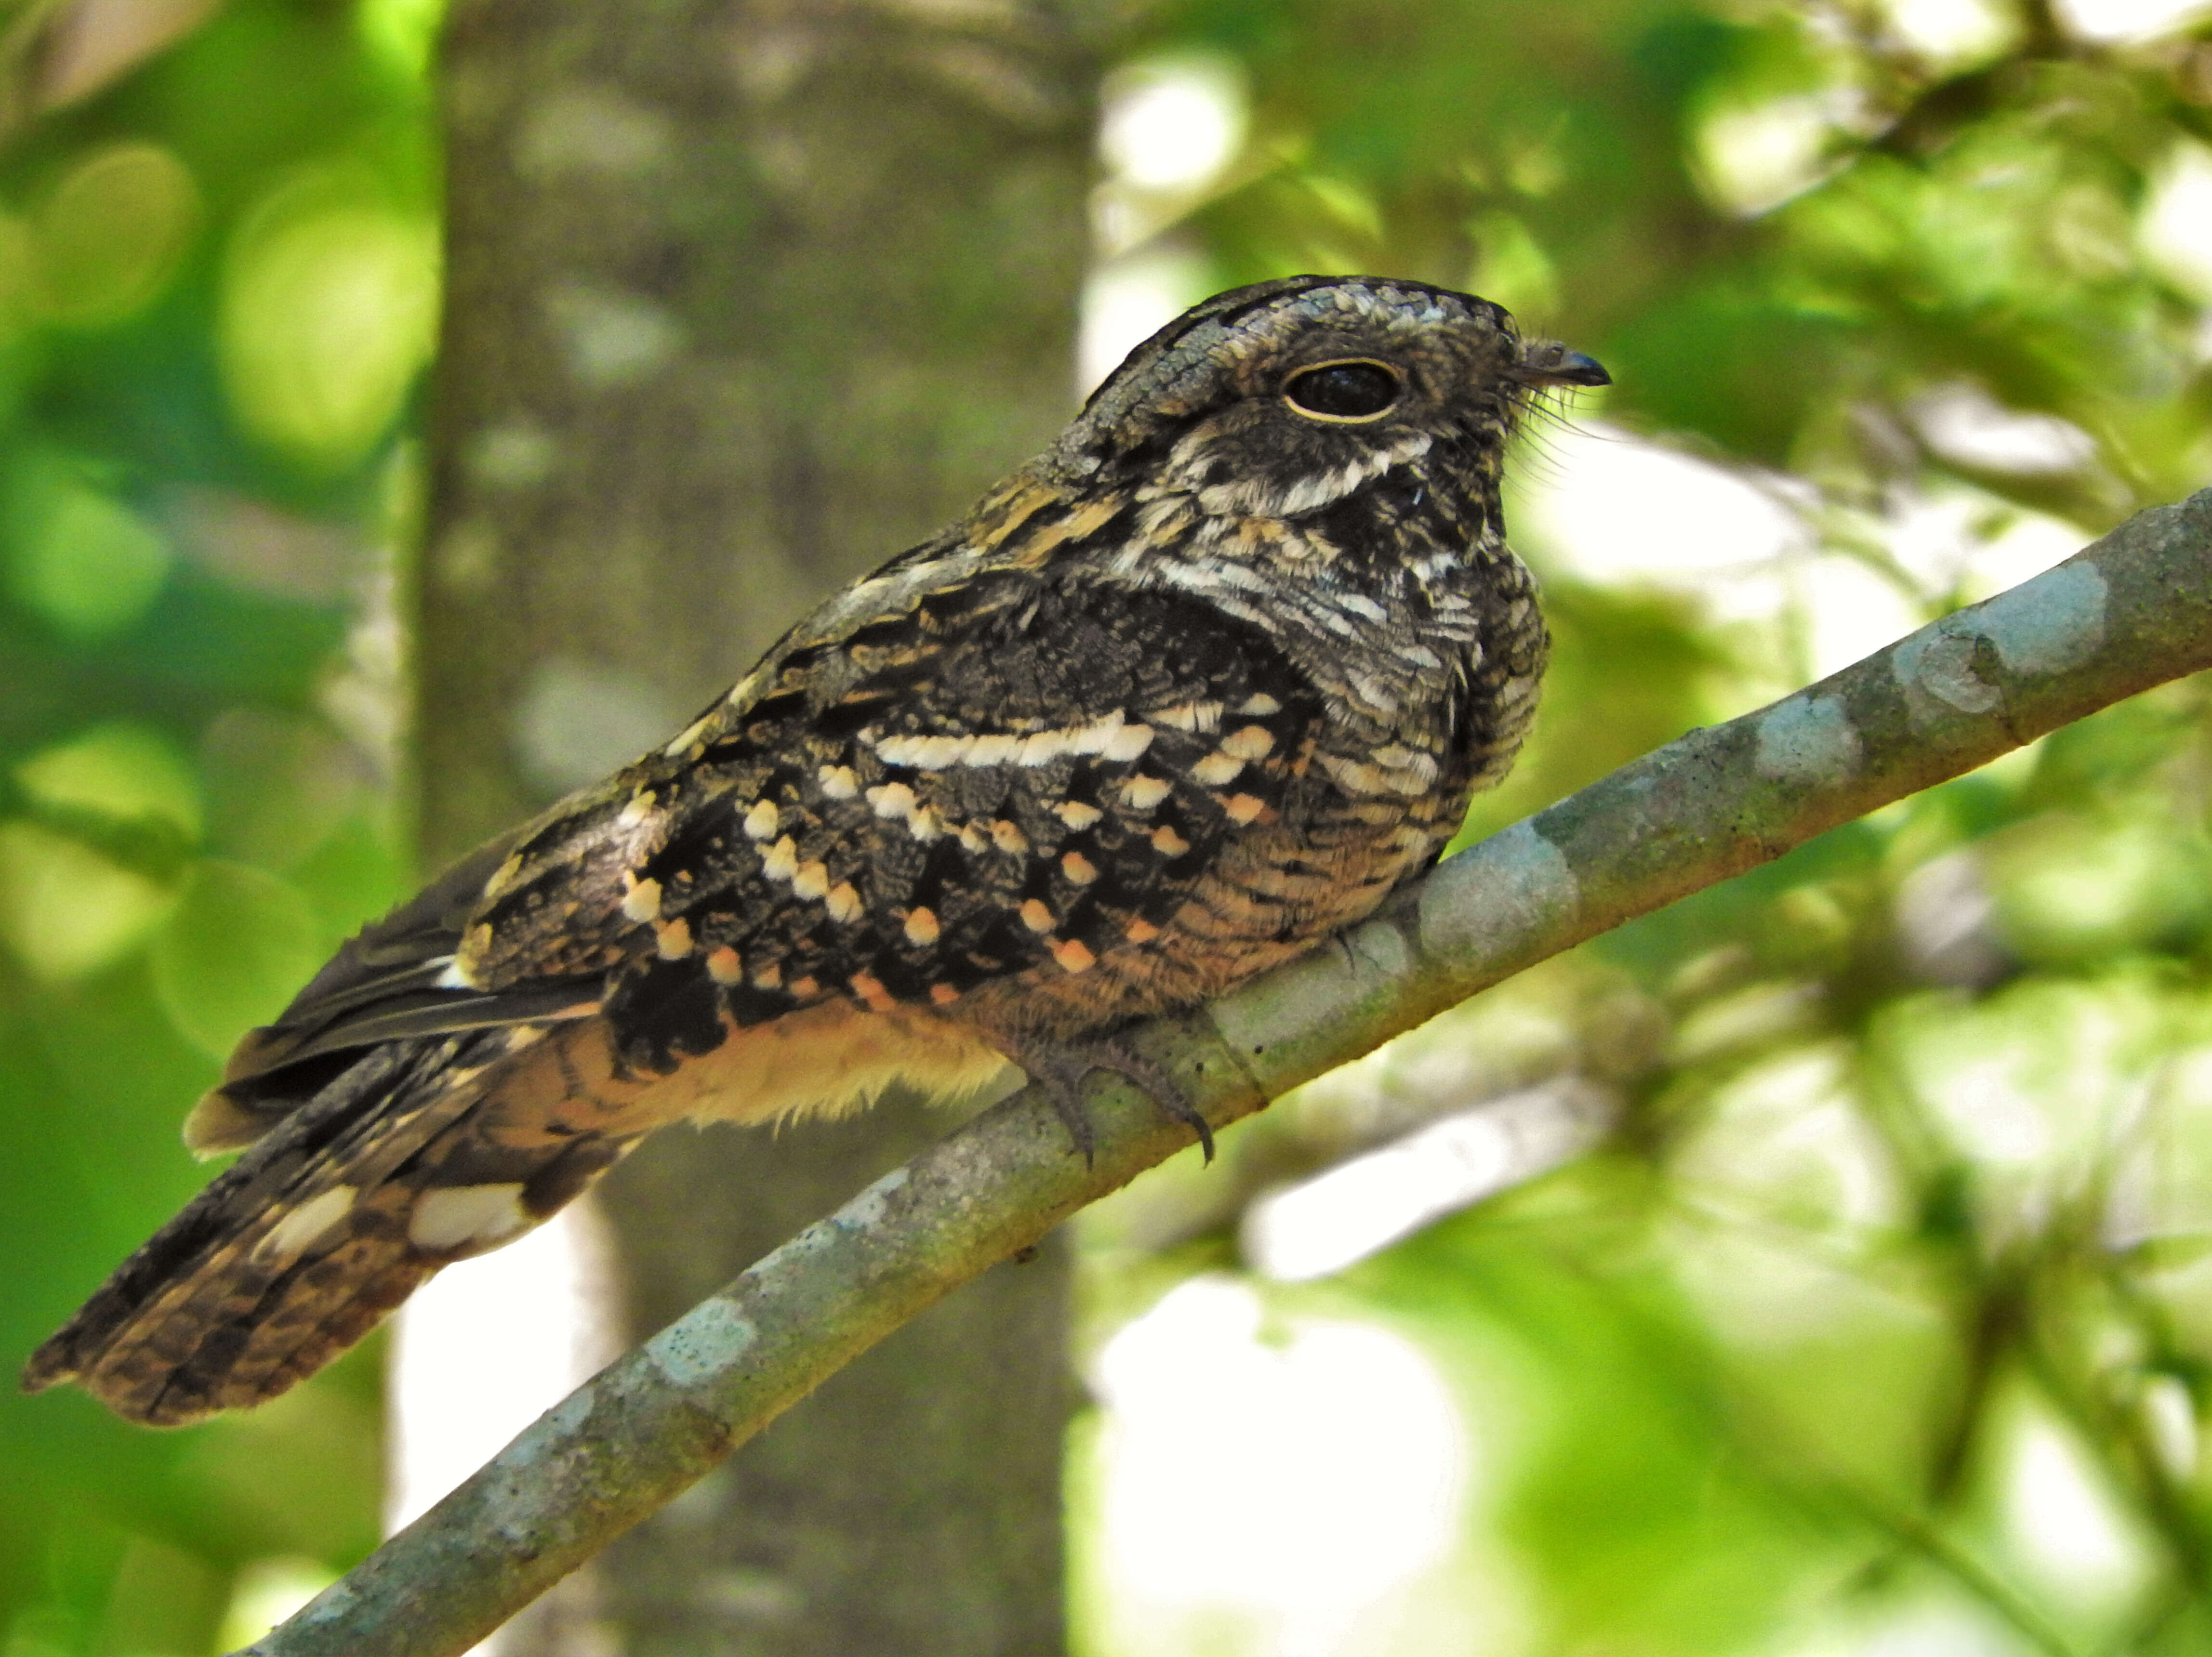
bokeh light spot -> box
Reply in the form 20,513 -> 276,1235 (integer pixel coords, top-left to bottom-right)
5,467 -> 172,639
17,720 -> 202,839
150,860 -> 325,1056
216,1556 -> 339,1652
1089,1277 -> 1468,1627
2140,140 -> 2212,303
31,141 -> 199,327
0,819 -> 178,981
221,178 -> 439,469
1099,55 -> 1245,193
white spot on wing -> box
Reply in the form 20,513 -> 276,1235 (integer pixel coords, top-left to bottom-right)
1016,730 -> 1070,766
1104,723 -> 1155,762
1220,725 -> 1276,761
1065,713 -> 1129,756
868,782 -> 917,820
1191,750 -> 1245,786
1152,701 -> 1223,733
621,877 -> 662,923
1122,775 -> 1173,810
663,717 -> 713,757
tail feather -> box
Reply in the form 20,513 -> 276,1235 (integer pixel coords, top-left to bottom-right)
22,1019 -> 639,1426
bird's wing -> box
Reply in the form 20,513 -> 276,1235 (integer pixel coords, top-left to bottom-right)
463,562 -> 1329,1069
22,567 -> 1331,1424
191,562 -> 1327,1150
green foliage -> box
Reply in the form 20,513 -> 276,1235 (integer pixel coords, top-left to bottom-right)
7,0 -> 2212,1651
0,0 -> 421,1649
1075,4 -> 2212,1654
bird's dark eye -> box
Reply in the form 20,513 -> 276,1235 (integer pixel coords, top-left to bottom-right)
1283,360 -> 1402,421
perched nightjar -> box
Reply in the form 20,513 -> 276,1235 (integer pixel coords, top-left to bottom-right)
24,274 -> 1607,1425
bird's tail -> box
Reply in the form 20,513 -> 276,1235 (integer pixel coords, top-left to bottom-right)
21,1021 -> 638,1426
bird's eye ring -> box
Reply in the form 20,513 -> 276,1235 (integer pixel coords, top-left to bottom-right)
1282,360 -> 1403,422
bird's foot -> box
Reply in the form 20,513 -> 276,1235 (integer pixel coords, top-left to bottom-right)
1000,1034 -> 1214,1167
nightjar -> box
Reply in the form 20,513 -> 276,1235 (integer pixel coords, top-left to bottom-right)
25,274 -> 1605,1425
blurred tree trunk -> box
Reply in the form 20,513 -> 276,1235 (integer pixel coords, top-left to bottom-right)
415,0 -> 1099,1650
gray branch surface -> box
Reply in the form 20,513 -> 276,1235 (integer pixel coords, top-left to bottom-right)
246,488 -> 2212,1657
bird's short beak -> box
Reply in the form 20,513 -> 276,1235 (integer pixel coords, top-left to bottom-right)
1532,349 -> 1610,388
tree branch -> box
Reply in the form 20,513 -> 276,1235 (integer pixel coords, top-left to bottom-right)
244,487 -> 2212,1657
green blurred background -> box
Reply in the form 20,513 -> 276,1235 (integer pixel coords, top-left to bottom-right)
5,0 -> 2212,1653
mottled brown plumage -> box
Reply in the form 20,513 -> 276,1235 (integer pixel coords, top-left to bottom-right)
23,275 -> 1605,1424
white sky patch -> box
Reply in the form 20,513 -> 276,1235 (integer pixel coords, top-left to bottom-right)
2000,1403 -> 2153,1618
1520,426 -> 2091,681
1875,482 -> 2088,604
1798,553 -> 1924,680
1881,0 -> 2017,65
387,1199 -> 621,1545
1092,55 -> 1246,260
1089,1276 -> 1469,1649
1099,56 -> 1245,193
1516,422 -> 1805,584
2141,1373 -> 2199,1480
1960,509 -> 2088,602
1078,247 -> 1214,394
1910,383 -> 2096,476
2140,140 -> 2212,303
1243,1079 -> 1610,1281
1513,420 -> 1810,620
2052,0 -> 2212,41
1694,94 -> 1847,216
1929,1051 -> 2054,1167
1761,1587 -> 2044,1657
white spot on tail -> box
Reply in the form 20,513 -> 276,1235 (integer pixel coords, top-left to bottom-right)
411,1184 -> 534,1254
257,1186 -> 359,1262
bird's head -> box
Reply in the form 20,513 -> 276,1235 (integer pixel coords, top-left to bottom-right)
1055,275 -> 1607,544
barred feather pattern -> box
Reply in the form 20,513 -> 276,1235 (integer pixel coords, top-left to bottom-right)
24,274 -> 1599,1424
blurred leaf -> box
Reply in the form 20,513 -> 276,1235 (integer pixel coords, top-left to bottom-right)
148,857 -> 319,1055
1984,812 -> 2212,965
15,719 -> 201,839
219,169 -> 437,469
3,454 -> 172,641
29,140 -> 199,326
0,818 -> 179,980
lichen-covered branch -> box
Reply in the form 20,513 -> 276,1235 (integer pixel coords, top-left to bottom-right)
244,487 -> 2212,1657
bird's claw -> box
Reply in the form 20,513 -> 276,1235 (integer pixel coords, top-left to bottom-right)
1005,1036 -> 1214,1166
